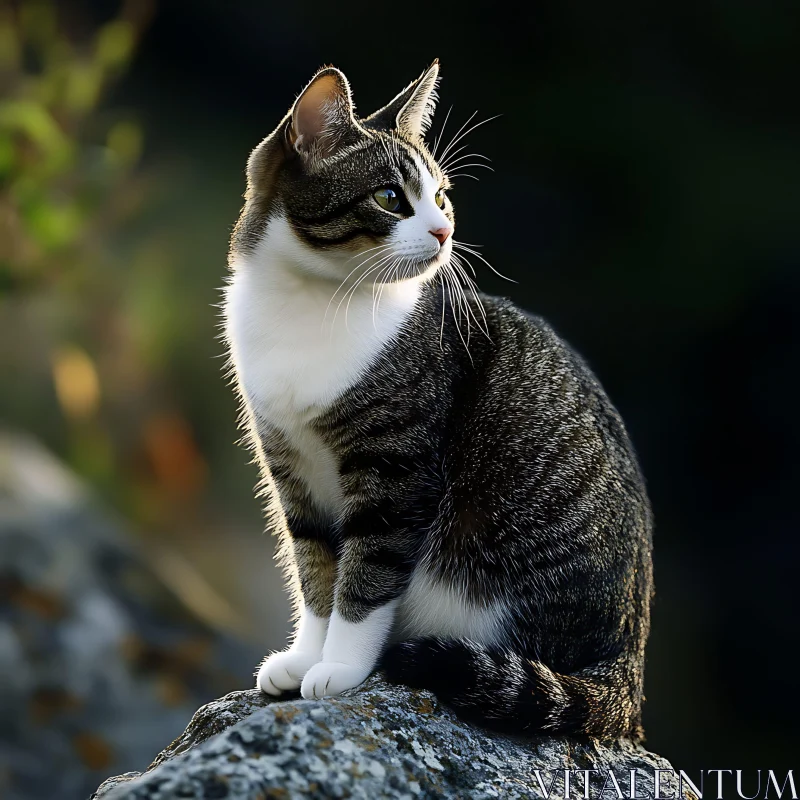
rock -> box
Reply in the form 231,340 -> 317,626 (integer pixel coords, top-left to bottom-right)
94,675 -> 690,800
0,434 -> 261,800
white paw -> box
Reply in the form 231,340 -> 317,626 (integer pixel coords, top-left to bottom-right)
300,661 -> 370,699
256,649 -> 320,696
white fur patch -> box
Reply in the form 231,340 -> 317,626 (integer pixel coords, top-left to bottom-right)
257,606 -> 329,695
323,601 -> 398,665
301,600 -> 399,698
224,216 -> 423,515
394,568 -> 508,646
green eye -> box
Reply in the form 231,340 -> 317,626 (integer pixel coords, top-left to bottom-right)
435,189 -> 446,209
373,187 -> 402,212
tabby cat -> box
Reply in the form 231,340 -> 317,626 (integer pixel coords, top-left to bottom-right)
223,61 -> 654,740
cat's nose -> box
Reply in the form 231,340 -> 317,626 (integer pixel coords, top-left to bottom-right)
430,227 -> 453,245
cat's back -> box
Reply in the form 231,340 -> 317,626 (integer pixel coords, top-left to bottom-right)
450,291 -> 648,510
456,292 -> 608,419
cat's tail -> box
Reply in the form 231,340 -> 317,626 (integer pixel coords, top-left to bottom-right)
381,638 -> 642,741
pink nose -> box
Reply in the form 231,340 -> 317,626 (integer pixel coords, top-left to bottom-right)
430,227 -> 453,245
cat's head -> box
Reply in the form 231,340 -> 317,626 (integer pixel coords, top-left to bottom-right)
232,62 -> 454,285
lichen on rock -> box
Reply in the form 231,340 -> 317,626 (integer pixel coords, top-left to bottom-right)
94,675 -> 689,800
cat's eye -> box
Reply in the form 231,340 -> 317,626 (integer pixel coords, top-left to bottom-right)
373,187 -> 403,213
435,189 -> 446,209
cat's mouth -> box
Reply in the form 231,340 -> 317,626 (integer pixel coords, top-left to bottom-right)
385,252 -> 447,283
402,241 -> 453,275
346,240 -> 452,285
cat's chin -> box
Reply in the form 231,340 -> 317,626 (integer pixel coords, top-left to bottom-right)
380,258 -> 443,285
395,249 -> 451,283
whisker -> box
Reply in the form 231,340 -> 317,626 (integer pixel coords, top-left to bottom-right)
448,259 -> 472,345
373,257 -> 405,326
453,250 -> 476,277
446,163 -> 495,174
441,263 -> 474,363
438,292 -> 447,350
439,148 -> 492,171
439,114 -> 501,165
452,241 -> 517,284
438,111 -> 478,164
444,264 -> 467,339
332,245 -> 393,295
372,257 -> 397,327
335,251 -> 397,332
441,151 -> 494,168
431,105 -> 453,159
439,151 -> 492,172
451,254 -> 491,340
439,143 -> 479,170
341,265 -> 383,332
344,242 -> 393,264
324,245 -> 394,329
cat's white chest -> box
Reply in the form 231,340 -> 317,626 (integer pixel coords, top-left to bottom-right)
225,268 -> 362,419
223,222 -> 420,514
224,267 -> 362,515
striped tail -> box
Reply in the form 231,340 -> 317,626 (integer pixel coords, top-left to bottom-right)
382,638 -> 642,741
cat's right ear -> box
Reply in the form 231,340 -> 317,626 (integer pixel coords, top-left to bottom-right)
365,61 -> 440,139
288,67 -> 356,163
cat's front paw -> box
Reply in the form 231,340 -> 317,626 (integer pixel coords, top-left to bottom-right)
300,661 -> 370,699
257,649 -> 320,696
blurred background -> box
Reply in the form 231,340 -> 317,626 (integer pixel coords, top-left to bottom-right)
1,0 -> 799,796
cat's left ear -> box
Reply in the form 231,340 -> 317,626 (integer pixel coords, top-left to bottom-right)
365,60 -> 440,139
289,66 -> 356,163
245,67 -> 355,198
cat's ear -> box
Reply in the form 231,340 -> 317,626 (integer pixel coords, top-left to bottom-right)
245,67 -> 354,197
365,60 -> 440,139
288,67 -> 356,162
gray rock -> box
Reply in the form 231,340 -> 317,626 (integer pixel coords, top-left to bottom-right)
0,434 -> 261,800
94,675 -> 693,800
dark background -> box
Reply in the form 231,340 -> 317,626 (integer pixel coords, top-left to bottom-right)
4,0 -> 800,782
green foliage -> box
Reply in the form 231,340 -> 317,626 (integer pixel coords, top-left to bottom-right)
0,6 -> 264,643
0,2 -> 213,527
0,2 -> 147,286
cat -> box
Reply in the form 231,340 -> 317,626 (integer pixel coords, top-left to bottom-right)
222,61 -> 654,740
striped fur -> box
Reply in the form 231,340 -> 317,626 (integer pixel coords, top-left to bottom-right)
223,63 -> 653,740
